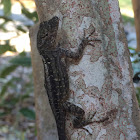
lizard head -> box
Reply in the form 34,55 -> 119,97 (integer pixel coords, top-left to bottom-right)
37,16 -> 59,52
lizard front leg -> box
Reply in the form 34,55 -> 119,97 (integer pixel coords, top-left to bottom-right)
60,34 -> 101,130
59,34 -> 101,59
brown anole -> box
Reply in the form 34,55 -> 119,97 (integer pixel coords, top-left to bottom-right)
37,16 -> 101,140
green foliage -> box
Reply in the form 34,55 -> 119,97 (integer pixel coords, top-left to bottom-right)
0,78 -> 15,98
136,88 -> 140,106
121,15 -> 134,25
2,96 -> 19,107
1,0 -> 12,16
0,0 -> 36,139
119,0 -> 132,10
20,108 -> 35,120
129,47 -> 140,105
21,5 -> 38,23
119,0 -> 134,25
0,65 -> 18,78
0,111 -> 8,117
10,55 -> 31,67
129,48 -> 140,67
0,43 -> 16,55
0,16 -> 13,32
0,54 -> 31,79
16,25 -> 27,33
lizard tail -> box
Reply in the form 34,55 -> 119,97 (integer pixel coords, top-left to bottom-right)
55,111 -> 67,140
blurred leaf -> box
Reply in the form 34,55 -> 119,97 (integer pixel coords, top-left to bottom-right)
136,88 -> 140,106
0,16 -> 13,32
16,25 -> 27,33
0,44 -> 16,55
5,97 -> 19,106
19,51 -> 26,56
31,11 -> 38,23
121,15 -> 134,25
2,0 -> 12,16
22,7 -> 32,19
0,77 -> 20,98
20,132 -> 25,140
20,2 -> 38,23
0,111 -> 8,117
128,47 -> 135,52
0,21 -> 9,32
119,0 -> 132,10
0,79 -> 13,97
0,65 -> 18,78
20,108 -> 35,120
132,59 -> 140,64
133,72 -> 140,83
35,127 -> 37,136
10,56 -> 31,67
0,78 -> 7,83
0,16 -> 13,22
20,94 -> 30,101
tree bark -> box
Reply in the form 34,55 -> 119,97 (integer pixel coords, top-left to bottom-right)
132,0 -> 140,52
30,0 -> 140,139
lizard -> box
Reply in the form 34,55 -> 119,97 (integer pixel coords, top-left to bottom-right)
37,16 -> 101,140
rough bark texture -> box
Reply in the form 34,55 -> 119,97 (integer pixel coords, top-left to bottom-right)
30,0 -> 140,139
132,0 -> 140,52
29,24 -> 58,140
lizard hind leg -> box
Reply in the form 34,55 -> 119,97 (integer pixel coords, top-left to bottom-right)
72,112 -> 95,128
63,102 -> 95,129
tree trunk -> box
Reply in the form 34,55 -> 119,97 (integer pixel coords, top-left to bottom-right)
30,0 -> 140,139
132,0 -> 140,52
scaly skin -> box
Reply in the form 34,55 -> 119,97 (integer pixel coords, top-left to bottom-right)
37,16 -> 101,140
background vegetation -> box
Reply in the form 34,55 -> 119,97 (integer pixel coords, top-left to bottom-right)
0,0 -> 139,139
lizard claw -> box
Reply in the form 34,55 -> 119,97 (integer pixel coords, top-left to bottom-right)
87,43 -> 95,47
85,39 -> 101,47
